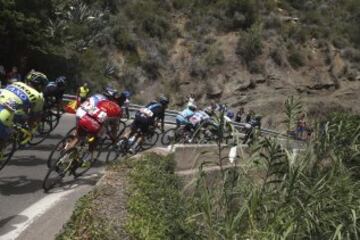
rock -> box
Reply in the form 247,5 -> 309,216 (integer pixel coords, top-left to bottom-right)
206,76 -> 224,98
331,52 -> 346,78
252,74 -> 266,84
235,79 -> 253,91
307,73 -> 335,90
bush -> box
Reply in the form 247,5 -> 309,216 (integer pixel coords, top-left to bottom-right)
217,0 -> 259,30
204,44 -> 225,66
236,23 -> 263,63
126,153 -> 196,239
288,45 -> 305,69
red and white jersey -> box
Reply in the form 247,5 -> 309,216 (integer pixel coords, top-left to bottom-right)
76,94 -> 107,119
97,100 -> 122,119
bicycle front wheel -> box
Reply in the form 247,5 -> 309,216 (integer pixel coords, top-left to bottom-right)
161,128 -> 178,146
142,130 -> 160,150
0,139 -> 16,171
72,146 -> 97,178
43,149 -> 75,192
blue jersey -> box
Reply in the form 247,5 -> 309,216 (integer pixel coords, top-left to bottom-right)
176,108 -> 195,125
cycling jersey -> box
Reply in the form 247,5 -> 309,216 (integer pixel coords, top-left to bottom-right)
76,94 -> 107,119
43,82 -> 65,103
0,82 -> 44,118
176,108 -> 195,125
189,111 -> 211,127
132,101 -> 165,134
140,102 -> 165,120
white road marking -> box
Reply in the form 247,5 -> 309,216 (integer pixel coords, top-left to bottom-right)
0,189 -> 75,240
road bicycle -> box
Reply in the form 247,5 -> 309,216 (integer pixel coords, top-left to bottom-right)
0,124 -> 33,171
47,118 -> 127,168
106,125 -> 161,163
43,134 -> 101,192
28,104 -> 64,146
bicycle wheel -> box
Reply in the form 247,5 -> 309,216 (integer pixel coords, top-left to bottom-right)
72,144 -> 98,178
28,117 -> 53,146
47,134 -> 74,168
142,130 -> 160,150
0,139 -> 17,171
106,138 -> 128,163
48,111 -> 61,130
43,149 -> 75,192
161,127 -> 178,145
101,120 -> 127,150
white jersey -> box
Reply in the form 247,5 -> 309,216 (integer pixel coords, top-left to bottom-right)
76,94 -> 107,118
189,111 -> 210,126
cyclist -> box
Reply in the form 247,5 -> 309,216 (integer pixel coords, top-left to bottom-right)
123,96 -> 169,152
0,100 -> 17,149
176,104 -> 197,127
68,86 -> 123,152
43,76 -> 66,112
0,71 -> 47,130
173,104 -> 196,140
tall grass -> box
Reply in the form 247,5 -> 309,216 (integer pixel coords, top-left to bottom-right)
187,104 -> 360,239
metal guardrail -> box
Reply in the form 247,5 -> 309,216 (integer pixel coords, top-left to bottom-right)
62,94 -> 286,137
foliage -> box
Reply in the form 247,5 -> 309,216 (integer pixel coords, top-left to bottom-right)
283,96 -> 302,132
56,189 -> 117,240
288,45 -> 305,69
236,23 -> 263,64
186,110 -> 360,239
126,153 -> 195,239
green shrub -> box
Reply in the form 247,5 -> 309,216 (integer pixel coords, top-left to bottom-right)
236,23 -> 263,63
204,44 -> 225,66
217,0 -> 259,30
126,153 -> 196,239
288,45 -> 305,69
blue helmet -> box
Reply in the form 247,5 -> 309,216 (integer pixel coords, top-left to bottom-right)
55,76 -> 66,86
103,86 -> 119,100
226,111 -> 235,119
159,96 -> 169,105
122,90 -> 131,98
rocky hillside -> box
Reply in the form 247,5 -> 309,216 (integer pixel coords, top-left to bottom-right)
1,0 -> 360,125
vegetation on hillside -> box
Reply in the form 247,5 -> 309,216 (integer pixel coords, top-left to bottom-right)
124,102 -> 360,239
1,0 -> 359,96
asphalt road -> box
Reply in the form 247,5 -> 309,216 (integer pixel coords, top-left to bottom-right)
0,114 -> 106,240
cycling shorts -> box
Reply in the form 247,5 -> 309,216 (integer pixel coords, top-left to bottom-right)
0,121 -> 12,141
131,113 -> 154,134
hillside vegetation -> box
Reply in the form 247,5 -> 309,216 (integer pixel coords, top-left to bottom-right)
57,110 -> 360,239
1,0 -> 360,119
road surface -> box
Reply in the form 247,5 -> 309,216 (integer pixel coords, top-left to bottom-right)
0,114 -> 106,240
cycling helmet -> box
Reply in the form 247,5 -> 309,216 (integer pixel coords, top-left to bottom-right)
103,86 -> 119,100
27,71 -> 49,87
122,90 -> 131,98
226,111 -> 235,119
55,76 -> 66,86
159,96 -> 169,105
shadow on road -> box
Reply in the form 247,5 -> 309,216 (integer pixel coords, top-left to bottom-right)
44,173 -> 102,194
0,215 -> 28,235
8,155 -> 46,167
0,176 -> 43,195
